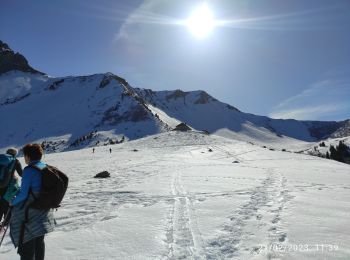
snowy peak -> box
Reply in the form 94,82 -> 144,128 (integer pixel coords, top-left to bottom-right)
137,88 -> 229,108
1,67 -> 349,154
98,73 -> 131,92
136,88 -> 349,142
0,70 -> 173,152
0,40 -> 42,75
163,89 -> 218,105
192,90 -> 218,105
0,40 -> 350,153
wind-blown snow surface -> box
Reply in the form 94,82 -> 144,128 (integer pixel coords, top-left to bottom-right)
1,132 -> 349,259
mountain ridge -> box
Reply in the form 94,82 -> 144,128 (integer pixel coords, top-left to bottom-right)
0,40 -> 349,152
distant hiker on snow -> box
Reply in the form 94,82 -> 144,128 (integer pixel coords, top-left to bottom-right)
109,148 -> 112,153
93,148 -> 95,153
0,148 -> 22,225
9,144 -> 68,260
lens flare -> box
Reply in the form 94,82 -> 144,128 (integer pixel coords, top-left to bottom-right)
186,3 -> 214,38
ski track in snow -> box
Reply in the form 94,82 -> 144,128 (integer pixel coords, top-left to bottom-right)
205,164 -> 292,259
166,167 -> 205,260
1,132 -> 349,259
164,141 -> 295,259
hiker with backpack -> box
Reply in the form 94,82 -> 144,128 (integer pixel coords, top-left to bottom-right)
9,143 -> 68,260
0,148 -> 22,226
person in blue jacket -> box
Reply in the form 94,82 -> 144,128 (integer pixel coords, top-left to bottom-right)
10,144 -> 55,260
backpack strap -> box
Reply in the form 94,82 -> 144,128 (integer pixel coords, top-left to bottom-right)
26,164 -> 44,202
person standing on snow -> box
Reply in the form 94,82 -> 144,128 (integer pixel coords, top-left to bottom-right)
10,144 -> 56,260
0,148 -> 22,225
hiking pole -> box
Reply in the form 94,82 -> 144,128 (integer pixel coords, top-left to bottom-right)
0,208 -> 11,248
0,223 -> 9,248
0,208 -> 11,230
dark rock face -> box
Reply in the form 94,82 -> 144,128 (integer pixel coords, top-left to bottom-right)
166,90 -> 189,101
0,93 -> 31,106
94,171 -> 111,178
173,123 -> 191,132
307,121 -> 343,139
98,73 -> 131,90
70,131 -> 98,147
48,79 -> 65,91
226,104 -> 240,112
99,75 -> 112,89
194,91 -> 217,104
0,40 -> 42,74
98,103 -> 150,127
130,105 -> 149,122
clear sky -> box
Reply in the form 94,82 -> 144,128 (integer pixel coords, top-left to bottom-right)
1,0 -> 350,121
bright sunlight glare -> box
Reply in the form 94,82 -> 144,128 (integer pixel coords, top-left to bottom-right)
186,3 -> 215,38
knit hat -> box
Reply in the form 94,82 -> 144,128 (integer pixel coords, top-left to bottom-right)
6,147 -> 18,157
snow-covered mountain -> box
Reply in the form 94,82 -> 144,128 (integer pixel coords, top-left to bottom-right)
135,89 -> 348,144
0,40 -> 349,152
0,71 -> 173,152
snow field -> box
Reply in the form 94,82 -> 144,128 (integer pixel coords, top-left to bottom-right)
1,132 -> 349,259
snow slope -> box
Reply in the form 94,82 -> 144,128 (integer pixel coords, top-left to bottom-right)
1,132 -> 349,259
0,72 -> 170,152
135,89 -> 347,143
0,70 -> 49,104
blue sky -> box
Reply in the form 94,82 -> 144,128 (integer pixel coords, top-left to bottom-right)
1,0 -> 350,121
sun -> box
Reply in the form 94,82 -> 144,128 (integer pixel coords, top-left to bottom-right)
186,3 -> 214,38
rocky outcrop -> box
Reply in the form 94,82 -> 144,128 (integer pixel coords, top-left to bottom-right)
0,40 -> 42,74
194,91 -> 217,104
166,90 -> 189,101
173,123 -> 191,132
94,171 -> 111,178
